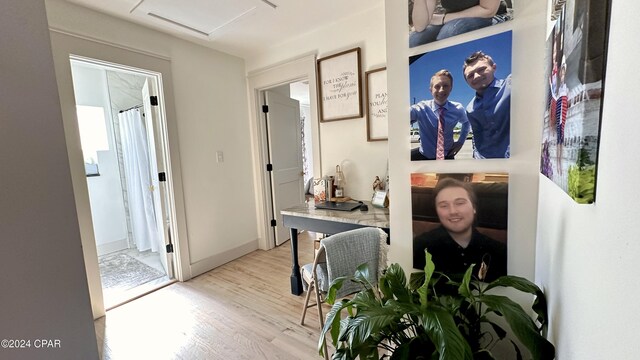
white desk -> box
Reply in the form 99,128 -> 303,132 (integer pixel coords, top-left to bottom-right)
281,201 -> 390,295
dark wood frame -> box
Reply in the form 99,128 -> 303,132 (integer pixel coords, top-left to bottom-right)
365,66 -> 388,141
316,47 -> 363,122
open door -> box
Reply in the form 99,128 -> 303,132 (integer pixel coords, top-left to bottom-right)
142,79 -> 172,276
264,90 -> 305,246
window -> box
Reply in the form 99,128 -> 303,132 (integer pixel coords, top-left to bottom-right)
76,105 -> 109,176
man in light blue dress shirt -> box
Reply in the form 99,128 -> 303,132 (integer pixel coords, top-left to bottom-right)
410,70 -> 471,161
463,51 -> 511,159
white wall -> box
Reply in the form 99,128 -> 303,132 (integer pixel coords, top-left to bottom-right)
249,3 -> 389,201
71,64 -> 129,251
45,0 -> 258,284
536,0 -> 640,358
0,1 -> 98,358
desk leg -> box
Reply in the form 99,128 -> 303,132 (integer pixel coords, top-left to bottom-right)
289,228 -> 303,295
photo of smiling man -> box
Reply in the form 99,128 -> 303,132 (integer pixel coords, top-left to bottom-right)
410,69 -> 470,160
411,173 -> 508,282
410,31 -> 512,160
463,50 -> 512,159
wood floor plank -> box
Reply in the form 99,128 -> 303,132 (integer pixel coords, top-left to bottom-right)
96,232 -> 332,359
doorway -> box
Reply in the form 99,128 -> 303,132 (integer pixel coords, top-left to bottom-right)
70,57 -> 176,309
247,54 -> 321,250
261,81 -> 311,246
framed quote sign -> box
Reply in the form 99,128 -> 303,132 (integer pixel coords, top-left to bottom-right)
365,67 -> 388,141
317,47 -> 363,122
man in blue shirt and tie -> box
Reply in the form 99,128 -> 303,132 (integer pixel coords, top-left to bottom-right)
463,51 -> 511,159
410,69 -> 470,161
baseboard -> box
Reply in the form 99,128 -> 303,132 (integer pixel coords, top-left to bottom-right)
189,239 -> 259,278
97,238 -> 128,256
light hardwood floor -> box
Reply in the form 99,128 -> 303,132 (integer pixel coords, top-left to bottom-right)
95,232 -> 330,360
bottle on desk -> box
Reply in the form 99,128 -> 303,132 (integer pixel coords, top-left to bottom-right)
324,176 -> 334,200
334,165 -> 345,198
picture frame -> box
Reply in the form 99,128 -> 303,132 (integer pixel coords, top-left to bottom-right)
408,0 -> 515,48
410,172 -> 509,278
365,67 -> 388,141
371,190 -> 389,208
540,0 -> 611,204
409,31 -> 513,160
316,47 -> 363,122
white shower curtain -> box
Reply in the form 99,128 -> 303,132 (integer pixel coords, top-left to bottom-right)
118,108 -> 160,252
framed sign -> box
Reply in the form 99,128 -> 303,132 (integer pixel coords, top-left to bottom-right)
371,190 -> 389,208
365,67 -> 388,141
317,47 -> 363,122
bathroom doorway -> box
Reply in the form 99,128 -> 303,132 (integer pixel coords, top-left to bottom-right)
70,57 -> 176,309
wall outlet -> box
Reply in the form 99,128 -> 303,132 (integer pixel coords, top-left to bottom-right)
216,151 -> 224,163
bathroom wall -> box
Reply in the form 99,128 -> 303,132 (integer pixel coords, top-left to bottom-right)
71,63 -> 128,255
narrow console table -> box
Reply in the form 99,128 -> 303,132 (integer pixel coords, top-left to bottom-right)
281,201 -> 390,295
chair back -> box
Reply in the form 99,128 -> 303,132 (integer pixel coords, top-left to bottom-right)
320,227 -> 388,298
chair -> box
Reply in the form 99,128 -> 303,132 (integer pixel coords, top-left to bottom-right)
299,227 -> 388,327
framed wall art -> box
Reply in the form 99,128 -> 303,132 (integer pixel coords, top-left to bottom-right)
409,31 -> 512,161
540,0 -> 611,204
410,172 -> 509,281
317,47 -> 363,122
365,67 -> 388,141
408,0 -> 515,48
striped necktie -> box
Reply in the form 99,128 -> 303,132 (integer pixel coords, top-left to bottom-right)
436,107 -> 446,160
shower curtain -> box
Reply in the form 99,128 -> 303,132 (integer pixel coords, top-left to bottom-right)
118,108 -> 160,252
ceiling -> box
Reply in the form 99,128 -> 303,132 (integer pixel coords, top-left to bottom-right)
64,0 -> 383,60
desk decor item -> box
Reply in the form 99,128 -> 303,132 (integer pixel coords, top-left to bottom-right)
313,177 -> 327,202
317,47 -> 363,122
334,165 -> 346,197
371,190 -> 388,208
365,67 -> 388,141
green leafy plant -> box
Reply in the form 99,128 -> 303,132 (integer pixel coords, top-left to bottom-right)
568,147 -> 596,204
319,252 -> 555,359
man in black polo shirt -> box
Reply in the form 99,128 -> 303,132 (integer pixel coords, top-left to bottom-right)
413,178 -> 506,282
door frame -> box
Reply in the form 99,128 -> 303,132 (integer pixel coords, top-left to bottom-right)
69,55 -> 180,306
247,54 -> 322,250
49,29 -> 191,319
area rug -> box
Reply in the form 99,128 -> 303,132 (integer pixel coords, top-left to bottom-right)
99,252 -> 164,291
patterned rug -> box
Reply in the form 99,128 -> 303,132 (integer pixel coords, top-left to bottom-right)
99,252 -> 164,291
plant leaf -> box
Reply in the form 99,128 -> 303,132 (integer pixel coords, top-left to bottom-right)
409,271 -> 425,291
478,294 -> 555,360
381,263 -> 411,303
327,276 -> 348,304
418,251 -> 436,308
510,339 -> 523,360
484,276 -> 549,333
354,262 -> 374,288
319,299 -> 350,351
457,264 -> 475,298
422,306 -> 473,360
486,320 -> 507,340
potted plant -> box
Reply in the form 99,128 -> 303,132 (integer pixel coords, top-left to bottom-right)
319,252 -> 555,359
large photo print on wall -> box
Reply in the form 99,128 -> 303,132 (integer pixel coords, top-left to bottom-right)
540,0 -> 611,204
409,31 -> 512,161
408,0 -> 514,48
411,172 -> 508,282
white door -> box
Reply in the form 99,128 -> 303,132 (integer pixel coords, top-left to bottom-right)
142,79 -> 171,275
264,90 -> 305,246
